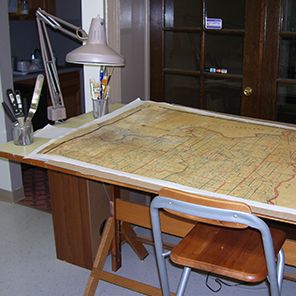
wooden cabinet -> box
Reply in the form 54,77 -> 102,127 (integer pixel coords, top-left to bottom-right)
28,0 -> 55,14
14,69 -> 83,130
58,70 -> 83,119
9,0 -> 55,20
48,171 -> 111,269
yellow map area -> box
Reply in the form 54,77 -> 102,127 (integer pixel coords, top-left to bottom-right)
40,101 -> 296,210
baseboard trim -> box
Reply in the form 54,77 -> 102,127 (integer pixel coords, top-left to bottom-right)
0,187 -> 25,203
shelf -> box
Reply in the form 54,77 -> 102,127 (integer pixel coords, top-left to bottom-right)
163,68 -> 200,77
9,11 -> 36,21
163,27 -> 202,33
280,32 -> 296,39
205,28 -> 245,35
13,66 -> 82,82
163,26 -> 245,35
204,72 -> 242,80
163,68 -> 242,80
277,78 -> 296,85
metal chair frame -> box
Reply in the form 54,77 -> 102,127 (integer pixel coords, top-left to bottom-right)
150,195 -> 285,296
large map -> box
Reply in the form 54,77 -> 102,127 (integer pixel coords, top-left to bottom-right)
37,100 -> 296,213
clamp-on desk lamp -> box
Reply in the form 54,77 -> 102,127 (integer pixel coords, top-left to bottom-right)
36,8 -> 124,122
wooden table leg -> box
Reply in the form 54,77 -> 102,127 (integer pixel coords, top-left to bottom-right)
111,186 -> 122,271
284,272 -> 296,282
121,222 -> 149,260
48,171 -> 111,270
84,217 -> 115,296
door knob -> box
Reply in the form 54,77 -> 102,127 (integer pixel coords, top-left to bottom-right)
243,86 -> 253,97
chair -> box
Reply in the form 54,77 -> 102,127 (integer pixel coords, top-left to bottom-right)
150,188 -> 286,296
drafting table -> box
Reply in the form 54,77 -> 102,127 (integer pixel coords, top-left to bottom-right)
0,100 -> 295,294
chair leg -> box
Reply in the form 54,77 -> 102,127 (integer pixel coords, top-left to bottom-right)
121,222 -> 149,260
277,249 -> 285,293
176,267 -> 191,296
154,247 -> 171,295
84,217 -> 115,296
151,208 -> 171,296
266,248 -> 285,296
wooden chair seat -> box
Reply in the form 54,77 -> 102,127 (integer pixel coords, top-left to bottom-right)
151,188 -> 286,295
170,222 -> 286,283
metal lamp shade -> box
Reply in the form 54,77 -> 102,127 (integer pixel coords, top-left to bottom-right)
66,16 -> 124,66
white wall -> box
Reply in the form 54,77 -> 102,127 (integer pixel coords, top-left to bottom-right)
106,0 -> 122,103
0,0 -> 23,195
120,0 -> 150,103
81,0 -> 125,107
81,0 -> 151,107
81,0 -> 104,112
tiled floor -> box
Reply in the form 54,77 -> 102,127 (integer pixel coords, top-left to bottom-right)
0,200 -> 296,296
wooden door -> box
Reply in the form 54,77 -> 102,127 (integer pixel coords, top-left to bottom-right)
151,0 -> 296,123
150,0 -> 263,118
261,0 -> 296,123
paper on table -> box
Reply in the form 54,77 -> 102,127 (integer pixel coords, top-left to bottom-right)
26,99 -> 296,223
34,124 -> 75,139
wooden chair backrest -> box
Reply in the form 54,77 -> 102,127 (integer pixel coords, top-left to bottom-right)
159,188 -> 252,229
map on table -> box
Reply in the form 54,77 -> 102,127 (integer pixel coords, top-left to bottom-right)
36,100 -> 296,214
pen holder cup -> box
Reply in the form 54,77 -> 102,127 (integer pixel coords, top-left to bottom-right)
92,99 -> 109,119
12,122 -> 33,146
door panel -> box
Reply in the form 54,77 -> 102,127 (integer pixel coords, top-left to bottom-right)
165,74 -> 200,107
281,0 -> 296,32
164,0 -> 202,27
205,79 -> 242,114
165,31 -> 200,70
277,85 -> 296,123
274,0 -> 296,123
206,0 -> 245,29
279,39 -> 296,79
205,34 -> 244,75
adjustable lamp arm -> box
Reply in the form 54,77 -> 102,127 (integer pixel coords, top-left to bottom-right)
36,8 -> 87,41
36,8 -> 124,121
36,8 -> 88,122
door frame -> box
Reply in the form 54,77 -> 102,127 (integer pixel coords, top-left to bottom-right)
107,0 -> 150,102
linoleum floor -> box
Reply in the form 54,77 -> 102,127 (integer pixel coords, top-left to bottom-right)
0,200 -> 295,296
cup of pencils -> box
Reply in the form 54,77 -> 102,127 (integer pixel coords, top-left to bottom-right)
92,98 -> 109,119
89,67 -> 112,118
